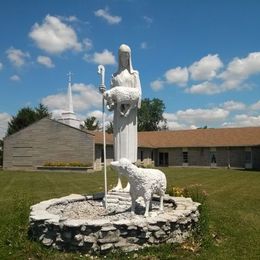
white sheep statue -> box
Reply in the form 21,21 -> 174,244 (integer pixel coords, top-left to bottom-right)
104,87 -> 140,117
111,158 -> 167,217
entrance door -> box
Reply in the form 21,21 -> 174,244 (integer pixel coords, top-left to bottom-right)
159,152 -> 169,166
210,151 -> 217,167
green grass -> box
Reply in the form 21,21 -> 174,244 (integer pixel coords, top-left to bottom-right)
0,167 -> 259,259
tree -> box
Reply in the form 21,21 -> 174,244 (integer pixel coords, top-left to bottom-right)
83,116 -> 100,131
6,103 -> 51,136
106,122 -> 113,134
138,98 -> 167,131
0,139 -> 3,166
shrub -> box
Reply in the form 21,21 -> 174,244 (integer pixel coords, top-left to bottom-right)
43,161 -> 92,167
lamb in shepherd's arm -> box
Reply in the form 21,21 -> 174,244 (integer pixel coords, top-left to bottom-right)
111,158 -> 167,217
104,87 -> 140,117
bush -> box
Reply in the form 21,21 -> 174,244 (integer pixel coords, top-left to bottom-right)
168,184 -> 211,252
43,161 -> 92,167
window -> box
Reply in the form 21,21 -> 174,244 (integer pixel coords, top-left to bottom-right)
141,151 -> 144,162
183,151 -> 188,163
159,152 -> 168,166
101,149 -> 104,163
151,151 -> 154,161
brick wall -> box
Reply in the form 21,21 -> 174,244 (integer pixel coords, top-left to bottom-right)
3,118 -> 94,170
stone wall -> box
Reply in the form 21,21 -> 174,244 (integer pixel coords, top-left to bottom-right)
3,118 -> 94,170
29,193 -> 200,254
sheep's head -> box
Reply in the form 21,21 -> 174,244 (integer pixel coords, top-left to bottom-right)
111,158 -> 131,176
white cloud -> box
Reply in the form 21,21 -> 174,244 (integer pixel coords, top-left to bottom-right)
163,108 -> 229,130
176,108 -> 229,123
29,15 -> 82,54
82,38 -> 93,51
220,52 -> 260,82
165,67 -> 188,86
143,16 -> 153,26
0,112 -> 11,139
84,49 -> 116,65
10,75 -> 21,81
140,42 -> 147,49
150,79 -> 165,91
59,15 -> 79,23
6,47 -> 30,67
94,8 -> 122,25
186,81 -> 219,95
189,54 -> 223,81
0,62 -> 3,70
42,83 -> 101,113
37,55 -> 55,68
223,114 -> 260,128
251,100 -> 260,110
221,100 -> 246,111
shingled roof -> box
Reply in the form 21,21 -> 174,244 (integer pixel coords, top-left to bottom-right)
94,127 -> 260,148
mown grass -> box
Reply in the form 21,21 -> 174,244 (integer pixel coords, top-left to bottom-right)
0,167 -> 259,259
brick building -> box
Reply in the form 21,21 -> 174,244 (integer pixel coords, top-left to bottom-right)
3,118 -> 260,170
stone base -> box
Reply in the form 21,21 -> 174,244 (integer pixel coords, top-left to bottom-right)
29,192 -> 200,254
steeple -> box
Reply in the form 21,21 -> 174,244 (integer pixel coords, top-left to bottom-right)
57,72 -> 80,129
67,71 -> 74,113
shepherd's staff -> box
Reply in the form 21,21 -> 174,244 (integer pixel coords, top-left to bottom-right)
97,65 -> 107,209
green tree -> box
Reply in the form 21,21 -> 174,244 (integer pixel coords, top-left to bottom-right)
0,139 -> 3,166
138,98 -> 167,131
106,122 -> 113,134
82,116 -> 100,131
6,103 -> 51,136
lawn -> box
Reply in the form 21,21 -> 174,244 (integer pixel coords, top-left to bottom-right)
0,167 -> 259,259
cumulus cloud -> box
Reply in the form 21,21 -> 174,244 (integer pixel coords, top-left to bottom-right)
84,49 -> 116,65
219,52 -> 260,82
94,8 -> 122,25
87,109 -> 113,123
186,81 -> 219,95
223,114 -> 260,128
150,79 -> 165,91
251,100 -> 260,110
152,52 -> 260,95
189,54 -> 223,81
10,75 -> 21,81
0,62 -> 3,71
0,112 -> 11,139
165,67 -> 189,86
6,47 -> 30,67
42,83 -> 101,114
164,108 -> 229,130
176,108 -> 229,122
82,38 -> 93,51
37,55 -> 55,68
220,100 -> 246,111
29,15 -> 82,54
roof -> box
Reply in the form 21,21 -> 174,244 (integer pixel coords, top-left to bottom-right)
94,127 -> 260,148
4,117 -> 94,140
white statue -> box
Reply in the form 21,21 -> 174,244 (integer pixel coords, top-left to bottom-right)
104,44 -> 142,191
111,158 -> 167,217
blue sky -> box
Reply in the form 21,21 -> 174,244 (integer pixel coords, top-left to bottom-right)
1,0 -> 260,138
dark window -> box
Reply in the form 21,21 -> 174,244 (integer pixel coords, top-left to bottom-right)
101,149 -> 104,163
159,152 -> 168,166
151,151 -> 154,161
141,151 -> 144,161
183,151 -> 188,163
